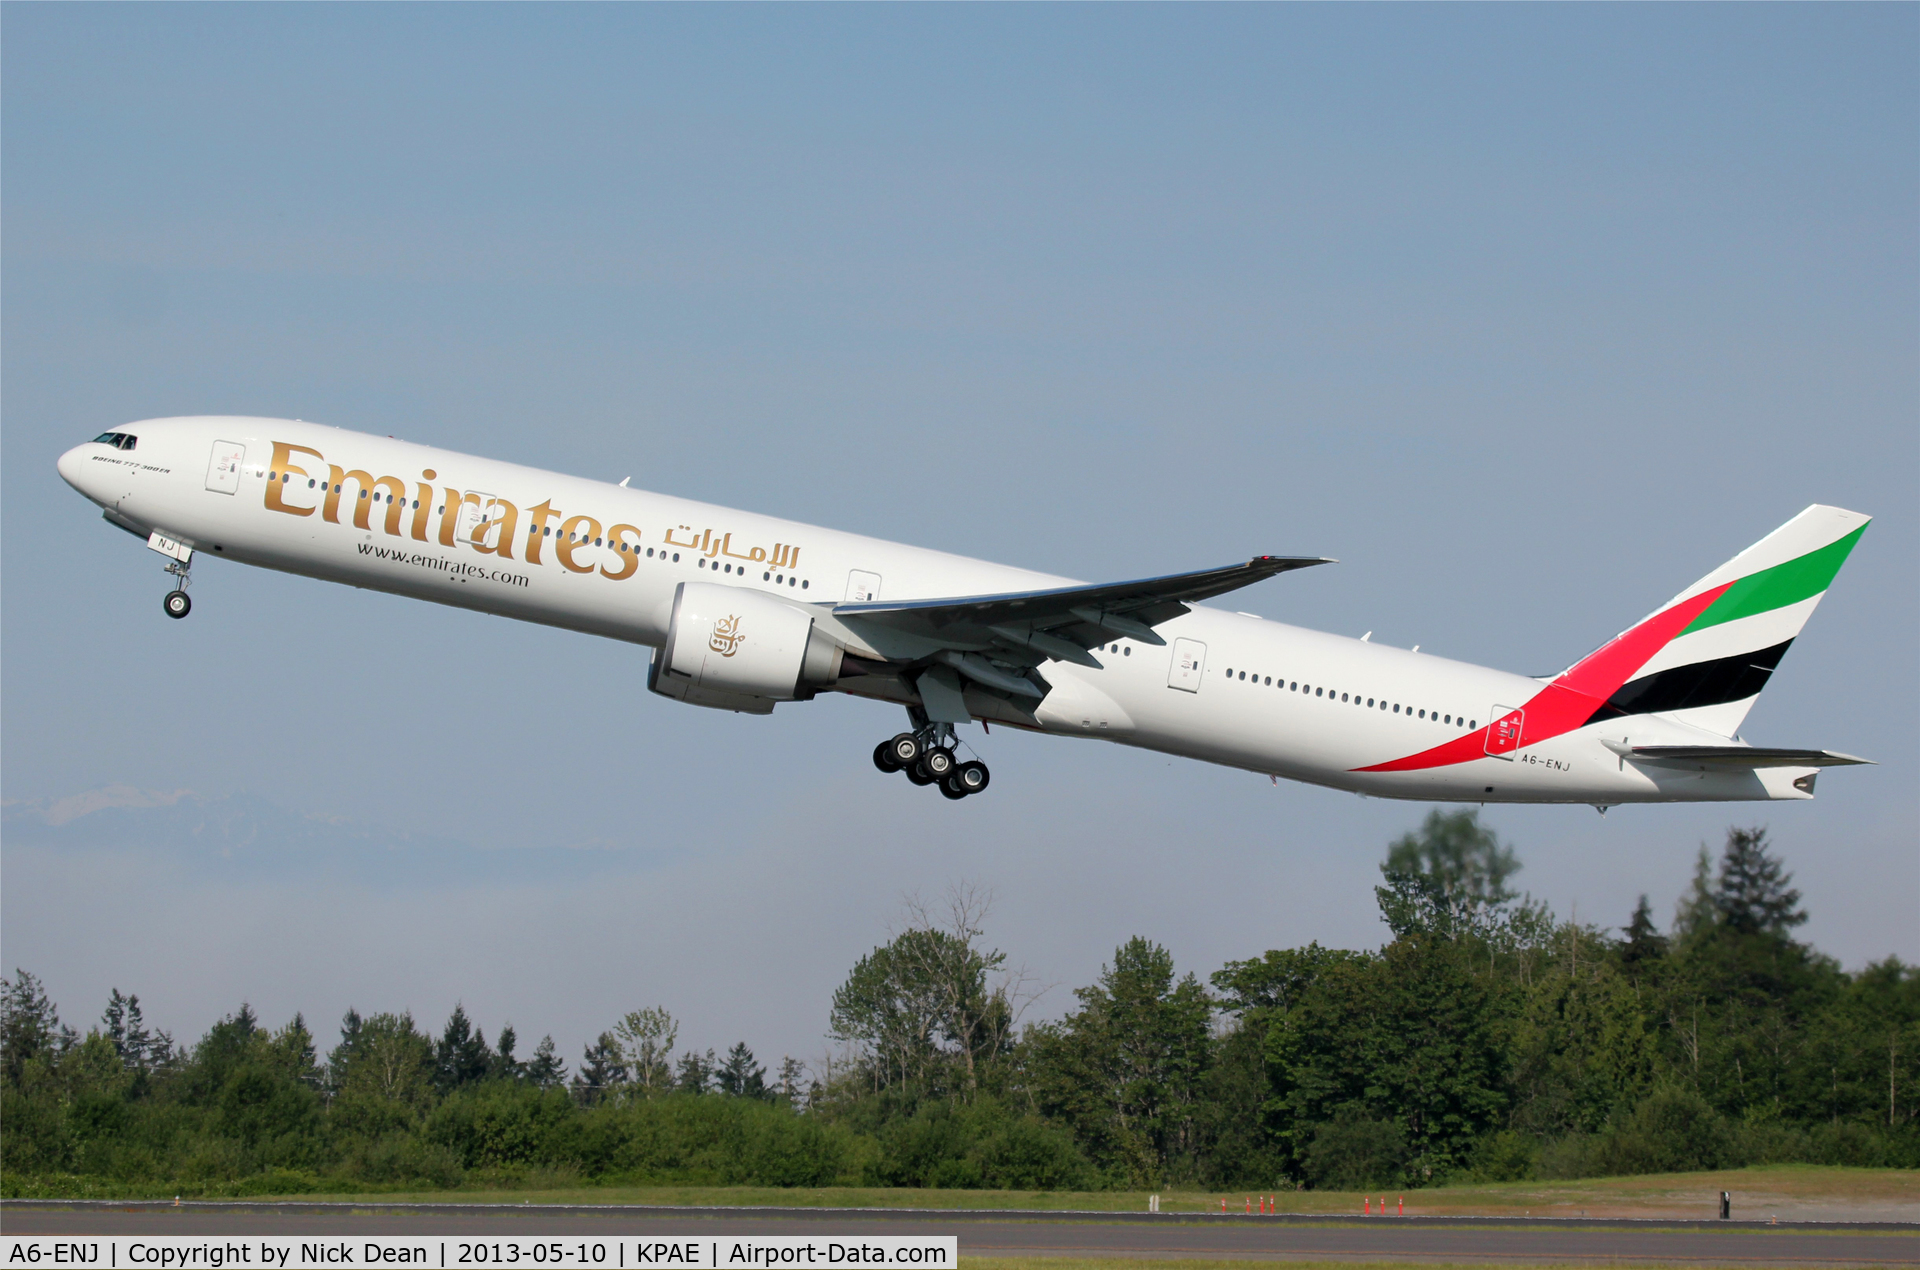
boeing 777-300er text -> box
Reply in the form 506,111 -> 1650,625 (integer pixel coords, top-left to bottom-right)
59,417 -> 1873,806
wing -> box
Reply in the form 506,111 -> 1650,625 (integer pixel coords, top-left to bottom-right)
832,555 -> 1331,698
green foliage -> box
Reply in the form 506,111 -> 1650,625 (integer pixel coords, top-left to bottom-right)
612,1008 -> 678,1098
5,818 -> 1915,1197
1600,1083 -> 1737,1174
2,970 -> 72,1088
1305,1113 -> 1407,1190
1026,937 -> 1214,1186
1267,934 -> 1506,1184
1375,809 -> 1521,940
862,1096 -> 1093,1190
829,920 -> 1013,1103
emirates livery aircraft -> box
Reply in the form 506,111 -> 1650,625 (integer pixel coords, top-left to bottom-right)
60,417 -> 1872,806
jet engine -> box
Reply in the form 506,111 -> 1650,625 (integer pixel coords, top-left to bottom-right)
649,581 -> 844,714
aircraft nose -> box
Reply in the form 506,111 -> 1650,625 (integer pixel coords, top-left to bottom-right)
57,442 -> 106,501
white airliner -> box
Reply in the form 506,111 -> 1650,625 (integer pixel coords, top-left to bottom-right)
59,418 -> 1872,806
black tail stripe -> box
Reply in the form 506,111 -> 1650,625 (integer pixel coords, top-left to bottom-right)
1583,639 -> 1794,726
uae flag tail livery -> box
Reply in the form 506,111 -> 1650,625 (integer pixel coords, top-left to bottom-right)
56,417 -> 1872,806
1358,504 -> 1872,784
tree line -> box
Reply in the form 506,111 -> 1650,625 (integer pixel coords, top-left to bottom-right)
3,814 -> 1915,1197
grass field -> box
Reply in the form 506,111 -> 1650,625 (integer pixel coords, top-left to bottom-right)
183,1166 -> 1914,1221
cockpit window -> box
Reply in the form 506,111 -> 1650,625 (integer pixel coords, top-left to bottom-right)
92,432 -> 138,451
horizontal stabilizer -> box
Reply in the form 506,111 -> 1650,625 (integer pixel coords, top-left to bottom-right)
1626,745 -> 1873,770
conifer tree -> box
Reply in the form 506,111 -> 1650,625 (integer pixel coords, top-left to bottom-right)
493,1024 -> 524,1081
0,970 -> 70,1084
716,1042 -> 766,1098
675,1048 -> 715,1095
526,1035 -> 567,1089
328,1007 -> 365,1092
434,1004 -> 493,1092
1673,845 -> 1718,941
102,988 -> 155,1070
574,1032 -> 628,1103
1714,827 -> 1806,937
1620,895 -> 1669,974
272,1013 -> 322,1086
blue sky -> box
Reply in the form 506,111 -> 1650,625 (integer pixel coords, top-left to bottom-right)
4,5 -> 1914,1070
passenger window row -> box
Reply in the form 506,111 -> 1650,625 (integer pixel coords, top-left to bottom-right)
1220,665 -> 1476,730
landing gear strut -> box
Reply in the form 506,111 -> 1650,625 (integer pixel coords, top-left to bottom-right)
873,720 -> 989,798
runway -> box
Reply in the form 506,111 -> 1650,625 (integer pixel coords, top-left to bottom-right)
5,1201 -> 1916,1266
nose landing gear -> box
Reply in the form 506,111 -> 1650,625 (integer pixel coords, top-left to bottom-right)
873,723 -> 989,798
161,555 -> 193,619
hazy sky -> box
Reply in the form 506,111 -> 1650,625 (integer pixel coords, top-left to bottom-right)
4,5 -> 1914,1072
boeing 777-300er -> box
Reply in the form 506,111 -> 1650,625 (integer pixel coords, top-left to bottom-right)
59,417 -> 1873,806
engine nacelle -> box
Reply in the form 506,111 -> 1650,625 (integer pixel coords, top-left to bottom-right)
648,581 -> 844,714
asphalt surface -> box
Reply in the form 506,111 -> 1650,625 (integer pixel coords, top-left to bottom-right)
5,1202 -> 1917,1266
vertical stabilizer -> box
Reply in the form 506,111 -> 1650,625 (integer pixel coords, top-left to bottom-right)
1571,505 -> 1869,737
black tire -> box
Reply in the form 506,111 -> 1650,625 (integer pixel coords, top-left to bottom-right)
873,741 -> 901,773
924,747 -> 956,778
954,760 -> 990,795
939,778 -> 968,800
163,590 -> 191,619
888,733 -> 921,766
904,761 -> 935,786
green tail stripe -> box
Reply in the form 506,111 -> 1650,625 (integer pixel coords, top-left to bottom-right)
1682,524 -> 1868,636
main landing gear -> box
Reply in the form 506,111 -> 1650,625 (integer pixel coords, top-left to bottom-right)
872,726 -> 991,800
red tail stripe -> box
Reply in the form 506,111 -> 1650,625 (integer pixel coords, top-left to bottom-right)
1353,581 -> 1733,774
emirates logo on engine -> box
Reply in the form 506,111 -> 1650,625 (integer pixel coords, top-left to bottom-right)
709,614 -> 744,657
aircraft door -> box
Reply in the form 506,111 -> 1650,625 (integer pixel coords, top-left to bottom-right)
454,493 -> 498,550
1168,638 -> 1207,692
205,441 -> 246,494
845,570 -> 881,603
1484,705 -> 1524,759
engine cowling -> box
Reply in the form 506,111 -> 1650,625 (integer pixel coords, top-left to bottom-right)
648,580 -> 844,714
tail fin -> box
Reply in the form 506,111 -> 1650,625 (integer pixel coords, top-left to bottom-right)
1562,505 -> 1870,738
